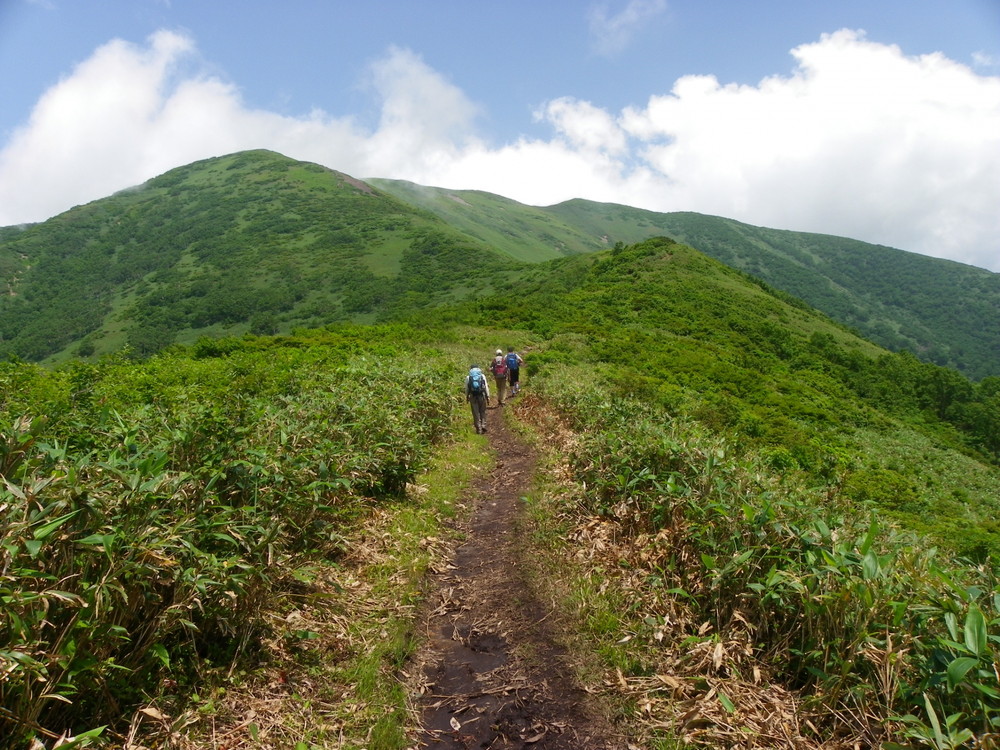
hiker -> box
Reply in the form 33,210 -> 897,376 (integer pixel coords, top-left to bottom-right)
489,348 -> 509,406
505,347 -> 524,396
465,363 -> 491,434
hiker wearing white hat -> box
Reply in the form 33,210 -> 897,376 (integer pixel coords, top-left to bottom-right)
489,348 -> 509,406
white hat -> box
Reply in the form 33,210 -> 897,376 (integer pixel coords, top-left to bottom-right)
496,349 -> 502,355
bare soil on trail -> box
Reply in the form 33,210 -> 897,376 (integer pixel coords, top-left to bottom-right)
409,402 -> 623,749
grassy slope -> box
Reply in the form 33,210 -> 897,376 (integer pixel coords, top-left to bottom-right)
3,237 -> 999,745
371,178 -> 1000,380
367,178 -> 606,261
596,209 -> 1000,381
0,151 -> 520,363
3,151 -> 997,379
440,237 -> 1000,559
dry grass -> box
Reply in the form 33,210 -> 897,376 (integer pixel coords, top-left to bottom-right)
513,392 -> 862,750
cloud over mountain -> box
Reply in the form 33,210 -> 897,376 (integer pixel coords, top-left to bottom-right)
0,28 -> 997,271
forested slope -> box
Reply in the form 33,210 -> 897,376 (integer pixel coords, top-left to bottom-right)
0,151 -> 520,361
3,150 -> 998,379
449,237 -> 1000,558
372,179 -> 1000,379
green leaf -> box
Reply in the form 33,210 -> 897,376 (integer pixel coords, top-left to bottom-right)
718,690 -> 735,713
728,549 -> 754,569
45,726 -> 105,747
964,605 -> 987,657
23,539 -> 43,558
858,518 -> 879,555
664,587 -> 694,600
77,533 -> 114,548
2,478 -> 26,500
944,611 -> 959,642
34,509 -> 82,540
923,693 -> 944,749
945,656 -> 978,691
972,680 -> 1000,699
862,549 -> 881,580
150,643 -> 170,668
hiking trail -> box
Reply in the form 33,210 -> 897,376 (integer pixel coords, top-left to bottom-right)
408,401 -> 622,749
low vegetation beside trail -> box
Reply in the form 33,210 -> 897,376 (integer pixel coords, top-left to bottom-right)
3,235 -> 1000,749
519,371 -> 1000,748
0,326 -> 462,748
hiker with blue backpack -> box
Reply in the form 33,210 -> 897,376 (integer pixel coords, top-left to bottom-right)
505,347 -> 524,396
465,363 -> 491,434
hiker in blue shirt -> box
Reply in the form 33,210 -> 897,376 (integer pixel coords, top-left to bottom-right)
465,364 -> 491,434
505,347 -> 524,396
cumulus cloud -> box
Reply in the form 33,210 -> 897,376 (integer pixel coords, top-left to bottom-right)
615,29 -> 1000,270
588,0 -> 668,57
0,36 -> 483,225
0,28 -> 997,272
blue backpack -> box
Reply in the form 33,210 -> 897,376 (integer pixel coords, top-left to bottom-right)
469,368 -> 485,395
505,352 -> 519,370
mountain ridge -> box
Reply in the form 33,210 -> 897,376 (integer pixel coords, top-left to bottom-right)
2,149 -> 998,379
371,179 -> 1000,379
0,150 -> 521,360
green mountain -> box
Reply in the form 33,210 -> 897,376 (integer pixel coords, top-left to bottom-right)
459,236 -> 1000,552
2,235 -> 999,747
2,151 -> 998,746
365,178 -> 606,261
3,149 -> 999,381
372,180 -> 1000,380
0,150 -> 521,361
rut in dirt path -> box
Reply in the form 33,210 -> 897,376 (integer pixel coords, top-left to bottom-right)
409,403 -> 622,750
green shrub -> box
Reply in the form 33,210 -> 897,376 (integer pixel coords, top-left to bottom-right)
0,334 -> 458,744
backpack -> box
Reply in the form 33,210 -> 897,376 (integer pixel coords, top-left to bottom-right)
505,352 -> 519,370
491,356 -> 507,377
468,368 -> 485,395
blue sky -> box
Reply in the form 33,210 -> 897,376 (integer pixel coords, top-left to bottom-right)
1,0 -> 998,270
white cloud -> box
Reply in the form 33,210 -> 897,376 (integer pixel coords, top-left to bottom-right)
537,97 -> 628,155
0,37 -> 481,224
354,46 -> 485,176
973,51 -> 999,70
0,28 -> 998,272
588,0 -> 668,57
614,29 -> 1000,270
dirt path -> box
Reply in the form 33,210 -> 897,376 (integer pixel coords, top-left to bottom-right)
409,401 -> 622,749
